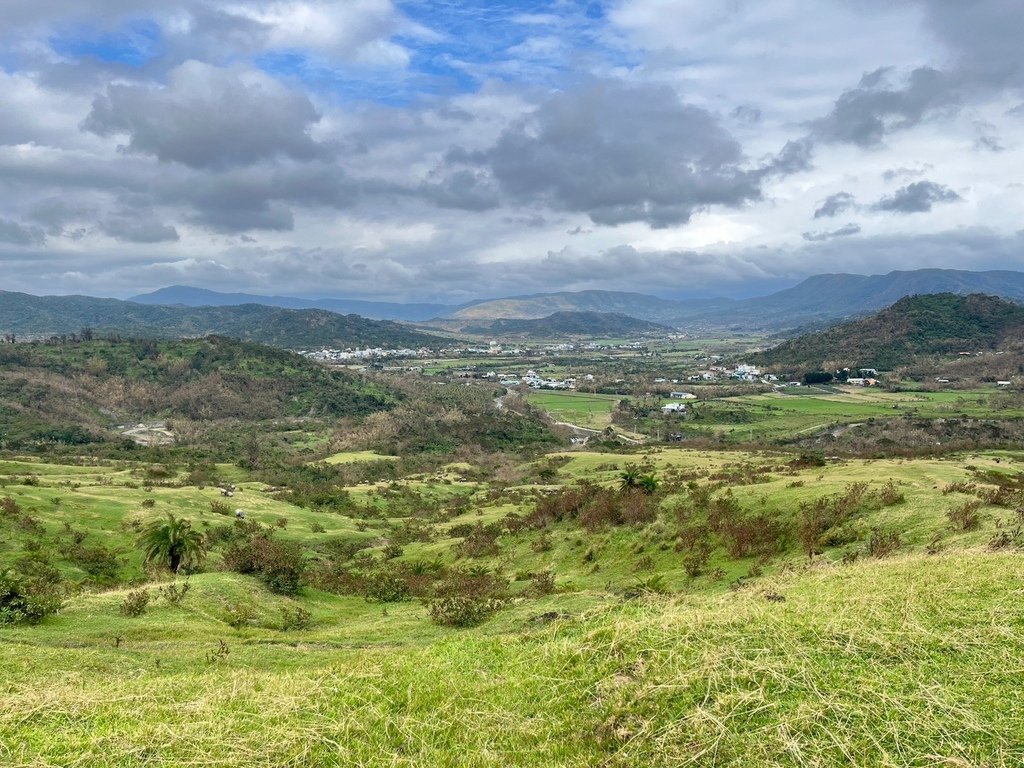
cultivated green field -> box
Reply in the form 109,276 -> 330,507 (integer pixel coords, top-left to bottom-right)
524,391 -> 623,429
675,386 -> 1024,441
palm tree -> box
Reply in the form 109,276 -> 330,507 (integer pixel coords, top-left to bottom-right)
619,467 -> 641,492
638,474 -> 660,495
140,514 -> 205,573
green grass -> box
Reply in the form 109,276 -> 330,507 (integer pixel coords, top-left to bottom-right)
2,553 -> 1022,766
319,450 -> 399,465
3,447 -> 1024,765
525,391 -> 623,429
676,386 -> 1024,440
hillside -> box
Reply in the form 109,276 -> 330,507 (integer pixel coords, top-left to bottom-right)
0,291 -> 443,350
462,311 -> 671,337
0,336 -> 397,450
131,285 -> 457,322
2,445 -> 1023,765
448,290 -> 715,324
446,269 -> 1024,331
751,293 -> 1024,372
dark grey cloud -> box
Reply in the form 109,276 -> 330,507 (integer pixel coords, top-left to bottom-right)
100,217 -> 180,243
871,180 -> 961,214
763,138 -> 815,176
731,104 -> 762,124
452,80 -> 764,228
802,223 -> 861,242
920,0 -> 1024,89
813,192 -> 856,219
0,218 -> 46,246
82,61 -> 325,169
810,66 -> 957,147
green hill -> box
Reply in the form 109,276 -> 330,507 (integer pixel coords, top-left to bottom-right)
0,336 -> 396,450
463,311 -> 671,337
0,291 -> 443,350
2,444 -> 1023,765
751,293 -> 1024,372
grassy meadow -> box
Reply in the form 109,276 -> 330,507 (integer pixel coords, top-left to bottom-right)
2,444 -> 1024,766
524,391 -> 623,429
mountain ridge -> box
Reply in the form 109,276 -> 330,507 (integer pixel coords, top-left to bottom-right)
0,291 -> 444,350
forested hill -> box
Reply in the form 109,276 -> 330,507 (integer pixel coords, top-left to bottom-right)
0,336 -> 399,450
0,291 -> 443,350
463,311 -> 671,337
750,293 -> 1024,372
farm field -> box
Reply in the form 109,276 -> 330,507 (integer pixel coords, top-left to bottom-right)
524,390 -> 623,429
674,386 -> 1024,441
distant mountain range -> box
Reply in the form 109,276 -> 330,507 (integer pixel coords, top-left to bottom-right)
130,285 -> 459,322
750,293 -> 1024,372
0,292 -> 443,350
128,269 -> 1024,332
460,311 -> 671,338
445,269 -> 1024,330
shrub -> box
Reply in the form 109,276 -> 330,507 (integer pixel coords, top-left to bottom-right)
223,602 -> 256,629
223,527 -> 305,595
0,570 -> 64,625
210,500 -> 232,516
120,589 -> 150,617
363,567 -> 411,603
1,496 -> 22,517
531,532 -> 553,553
427,568 -> 509,628
456,523 -> 500,558
158,581 -> 190,605
865,527 -> 901,558
526,570 -> 556,597
280,605 -> 313,631
309,521 -> 326,533
947,500 -> 983,531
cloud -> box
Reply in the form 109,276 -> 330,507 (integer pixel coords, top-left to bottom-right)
810,66 -> 958,147
82,61 -> 325,169
870,180 -> 961,214
0,218 -> 46,246
813,192 -> 856,219
100,216 -> 180,243
454,80 -> 763,227
802,223 -> 861,242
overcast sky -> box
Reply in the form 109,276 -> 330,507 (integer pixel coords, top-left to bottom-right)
1,0 -> 1023,301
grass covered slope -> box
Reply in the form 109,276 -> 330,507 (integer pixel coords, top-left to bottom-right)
1,553 -> 1022,766
752,293 -> 1024,372
0,290 -> 443,349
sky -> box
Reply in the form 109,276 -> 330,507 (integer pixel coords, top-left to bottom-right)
1,0 -> 1023,302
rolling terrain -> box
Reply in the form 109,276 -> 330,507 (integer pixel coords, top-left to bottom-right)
445,269 -> 1024,331
0,291 -> 444,350
459,311 -> 672,338
130,285 -> 458,322
2,445 -> 1023,765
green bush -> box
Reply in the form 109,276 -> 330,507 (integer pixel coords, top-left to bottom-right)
427,568 -> 509,628
0,570 -> 64,625
223,526 -> 305,595
120,589 -> 150,617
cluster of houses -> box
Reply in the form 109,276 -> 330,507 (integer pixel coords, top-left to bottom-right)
301,347 -> 428,362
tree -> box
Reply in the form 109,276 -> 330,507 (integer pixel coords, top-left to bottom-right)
139,514 -> 205,573
637,474 -> 660,495
619,467 -> 641,492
